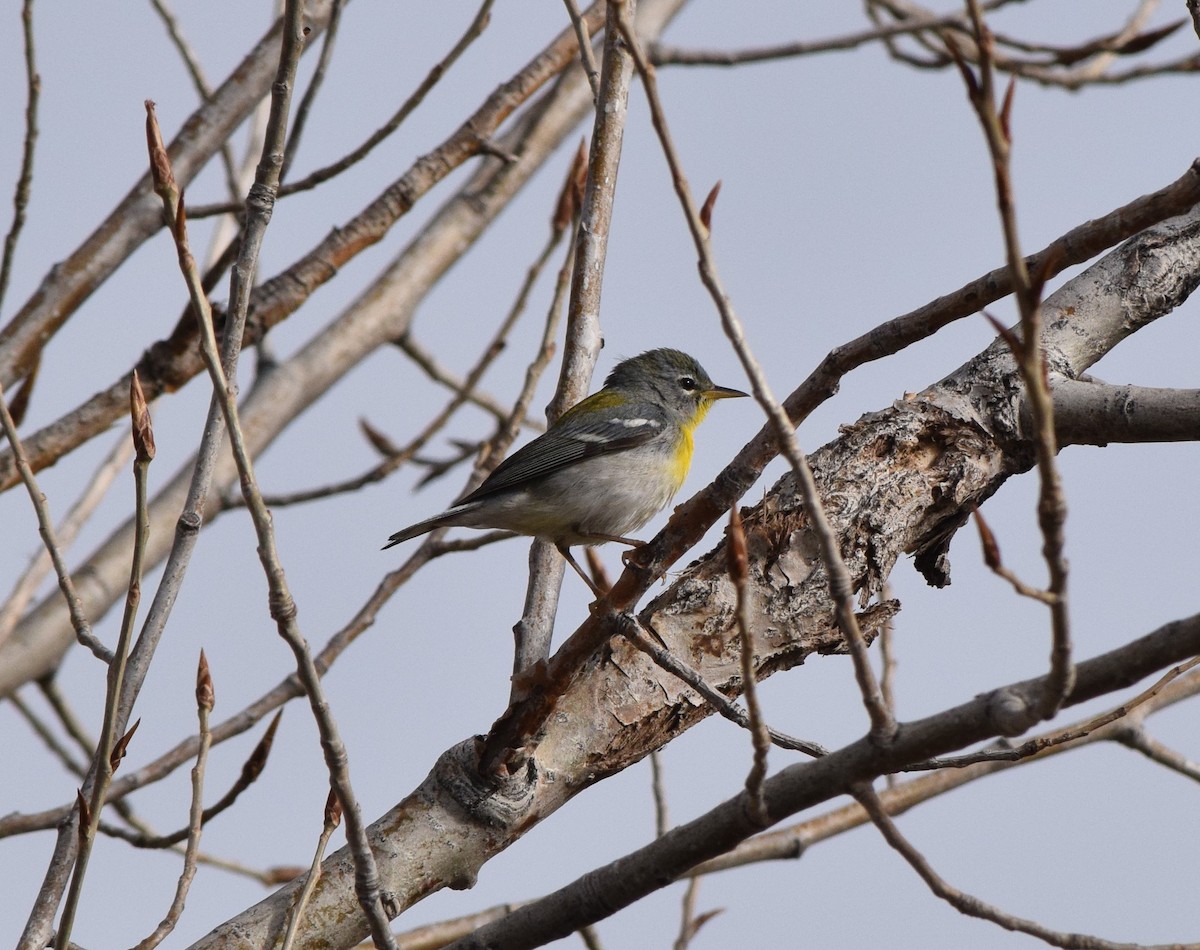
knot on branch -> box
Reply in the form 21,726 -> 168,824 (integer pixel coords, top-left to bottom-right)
435,737 -> 538,830
269,590 -> 298,623
986,686 -> 1038,737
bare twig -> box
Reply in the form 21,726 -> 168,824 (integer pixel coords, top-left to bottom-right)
147,0 -> 241,200
132,651 -> 214,950
499,0 -> 638,711
672,877 -> 702,950
146,12 -> 399,942
1115,725 -> 1200,784
563,0 -> 601,98
954,1 -> 1072,718
395,334 -> 544,431
0,0 -> 39,315
278,0 -> 345,184
188,0 -> 497,218
649,751 -> 670,838
650,4 -> 979,66
0,389 -> 111,665
55,373 -> 155,950
506,140 -> 587,685
728,508 -> 770,826
97,710 -> 281,849
282,789 -> 343,950
8,690 -> 88,777
0,433 -> 132,649
971,507 -> 1057,604
908,656 -> 1200,771
852,780 -> 1193,949
615,2 -> 896,741
620,615 -> 827,758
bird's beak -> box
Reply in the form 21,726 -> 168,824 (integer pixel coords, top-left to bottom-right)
704,384 -> 749,400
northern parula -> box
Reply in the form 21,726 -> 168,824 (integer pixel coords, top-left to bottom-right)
383,348 -> 747,594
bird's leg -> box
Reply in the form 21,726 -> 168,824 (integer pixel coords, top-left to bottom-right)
556,543 -> 607,599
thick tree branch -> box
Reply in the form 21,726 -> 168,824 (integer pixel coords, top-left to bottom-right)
443,613 -> 1200,949
0,0 -> 341,389
1051,379 -> 1200,446
187,193 -> 1200,947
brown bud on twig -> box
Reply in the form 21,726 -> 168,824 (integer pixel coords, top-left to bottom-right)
324,787 -> 343,829
174,189 -> 189,244
241,710 -> 282,784
1029,246 -> 1064,307
130,370 -> 156,462
983,311 -> 1026,361
196,649 -> 215,712
552,138 -> 588,234
75,789 -> 91,840
8,353 -> 39,428
359,417 -> 401,457
999,77 -> 1016,146
144,100 -> 175,200
699,180 -> 722,237
972,508 -> 1002,571
110,718 -> 141,772
263,866 -> 307,885
942,34 -> 980,102
727,505 -> 748,586
1117,19 -> 1186,56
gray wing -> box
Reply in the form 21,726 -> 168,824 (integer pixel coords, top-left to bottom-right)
460,401 -> 668,503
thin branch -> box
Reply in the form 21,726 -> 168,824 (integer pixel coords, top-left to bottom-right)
650,4 -> 978,66
55,374 -> 155,950
187,0 -> 497,218
562,0 -> 601,98
0,381 -> 111,665
8,690 -> 89,778
147,13 -> 400,942
615,2 -> 895,741
649,751 -> 670,838
278,0 -> 344,184
97,710 -> 281,848
396,334 -> 544,432
0,0 -> 40,315
728,508 -> 770,826
909,655 -> 1200,772
852,781 -> 1194,950
498,0 -> 638,711
0,432 -> 132,649
1115,725 -> 1200,784
956,1 -> 1073,718
620,615 -> 827,758
147,0 -> 241,200
971,507 -> 1058,605
132,651 -> 214,950
282,790 -> 343,950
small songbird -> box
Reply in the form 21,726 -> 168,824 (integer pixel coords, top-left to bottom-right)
383,348 -> 747,594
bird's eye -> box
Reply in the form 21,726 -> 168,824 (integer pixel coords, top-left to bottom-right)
679,376 -> 698,391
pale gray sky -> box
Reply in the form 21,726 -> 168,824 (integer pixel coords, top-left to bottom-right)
1,2 -> 1197,947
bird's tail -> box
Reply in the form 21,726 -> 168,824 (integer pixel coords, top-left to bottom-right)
381,512 -> 458,550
